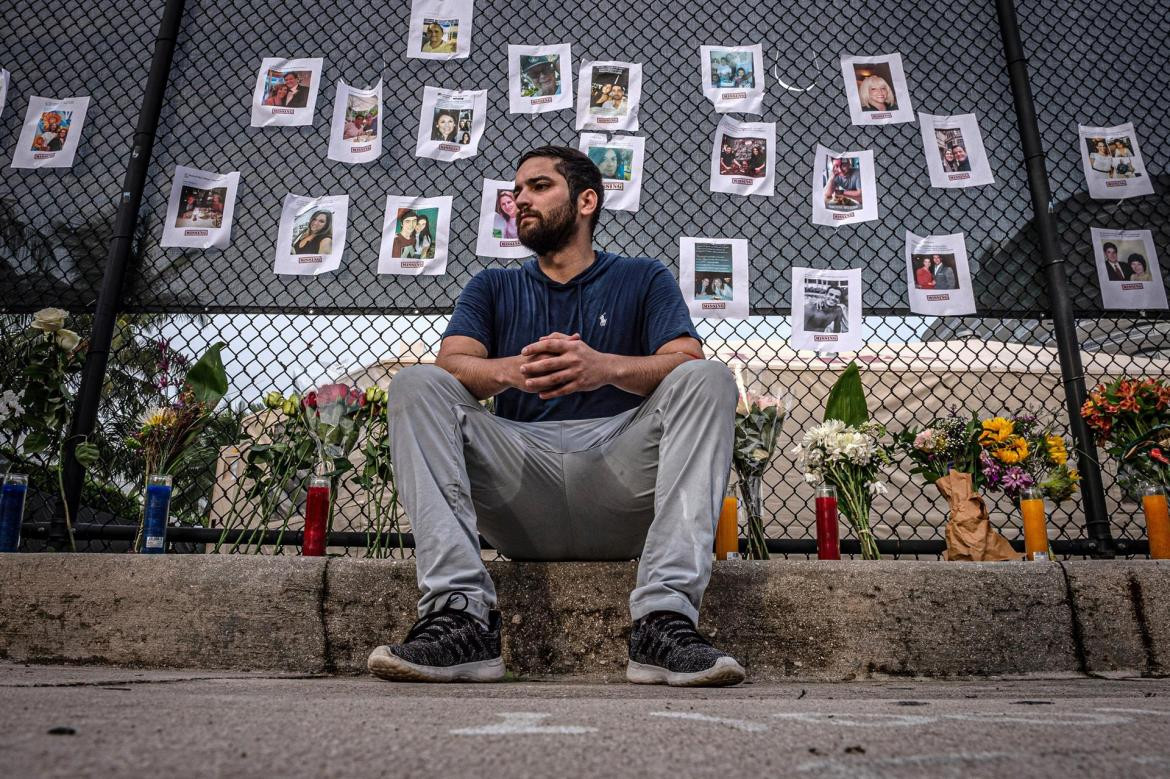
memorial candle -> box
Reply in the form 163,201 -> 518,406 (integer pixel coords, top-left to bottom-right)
0,473 -> 28,553
716,494 -> 739,560
815,484 -> 841,560
1020,486 -> 1048,561
303,476 -> 330,557
1142,484 -> 1170,560
142,474 -> 173,554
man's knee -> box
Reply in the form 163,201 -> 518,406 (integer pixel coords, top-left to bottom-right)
388,364 -> 462,408
664,360 -> 736,406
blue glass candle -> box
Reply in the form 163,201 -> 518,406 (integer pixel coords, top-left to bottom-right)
142,474 -> 173,554
0,473 -> 28,552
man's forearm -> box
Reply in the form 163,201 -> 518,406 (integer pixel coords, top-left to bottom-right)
435,354 -> 524,400
607,352 -> 695,397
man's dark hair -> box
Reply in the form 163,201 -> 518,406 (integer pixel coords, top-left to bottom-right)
1103,242 -> 1117,252
517,145 -> 604,231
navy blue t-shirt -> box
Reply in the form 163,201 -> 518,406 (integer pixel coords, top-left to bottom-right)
443,251 -> 701,422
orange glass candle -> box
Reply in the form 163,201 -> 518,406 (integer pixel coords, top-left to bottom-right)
1019,487 -> 1048,561
716,496 -> 739,560
1142,485 -> 1170,559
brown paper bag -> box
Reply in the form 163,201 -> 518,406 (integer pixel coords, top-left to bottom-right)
934,470 -> 1022,561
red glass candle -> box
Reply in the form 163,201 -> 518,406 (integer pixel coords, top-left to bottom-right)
815,484 -> 841,560
303,476 -> 330,557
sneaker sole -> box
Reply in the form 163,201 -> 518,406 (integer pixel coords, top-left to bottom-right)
626,657 -> 746,687
367,646 -> 506,683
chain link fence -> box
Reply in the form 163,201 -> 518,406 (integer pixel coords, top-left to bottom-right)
0,0 -> 1166,555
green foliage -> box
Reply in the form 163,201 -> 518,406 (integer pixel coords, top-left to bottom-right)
824,362 -> 868,427
185,342 -> 228,410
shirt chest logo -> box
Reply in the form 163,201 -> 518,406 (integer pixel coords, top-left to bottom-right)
598,313 -> 608,327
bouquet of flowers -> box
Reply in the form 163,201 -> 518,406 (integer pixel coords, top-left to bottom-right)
731,363 -> 787,560
127,343 -> 228,549
902,411 -> 1079,503
1081,377 -> 1170,493
223,383 -> 389,554
791,363 -> 894,560
977,414 -> 1079,502
901,410 -> 1078,562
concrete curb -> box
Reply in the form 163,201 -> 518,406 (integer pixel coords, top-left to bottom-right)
1,555 -> 1167,680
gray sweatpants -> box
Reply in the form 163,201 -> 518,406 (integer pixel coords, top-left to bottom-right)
387,360 -> 736,626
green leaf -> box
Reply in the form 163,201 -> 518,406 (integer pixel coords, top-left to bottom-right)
824,362 -> 868,426
22,430 -> 50,455
74,441 -> 100,469
185,342 -> 228,410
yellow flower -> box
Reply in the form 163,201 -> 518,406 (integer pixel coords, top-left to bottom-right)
1046,434 -> 1068,465
980,417 -> 1014,445
993,435 -> 1029,464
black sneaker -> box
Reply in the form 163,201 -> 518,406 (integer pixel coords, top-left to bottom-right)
627,611 -> 746,687
367,593 -> 505,682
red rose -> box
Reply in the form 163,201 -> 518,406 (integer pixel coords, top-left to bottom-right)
317,383 -> 349,406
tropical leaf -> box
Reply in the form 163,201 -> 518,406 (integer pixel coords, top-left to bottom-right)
185,342 -> 228,410
824,361 -> 868,426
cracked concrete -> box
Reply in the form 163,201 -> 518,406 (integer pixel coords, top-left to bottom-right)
1,555 -> 1169,680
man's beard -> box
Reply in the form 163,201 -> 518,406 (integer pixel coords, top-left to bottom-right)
517,198 -> 578,256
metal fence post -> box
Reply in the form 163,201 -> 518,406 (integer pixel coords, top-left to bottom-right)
994,0 -> 1115,557
49,0 -> 189,549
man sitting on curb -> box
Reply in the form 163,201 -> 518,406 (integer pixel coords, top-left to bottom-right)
368,146 -> 744,687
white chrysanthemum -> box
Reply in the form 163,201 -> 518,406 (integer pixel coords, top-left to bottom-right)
138,406 -> 177,430
0,389 -> 22,422
867,481 -> 888,498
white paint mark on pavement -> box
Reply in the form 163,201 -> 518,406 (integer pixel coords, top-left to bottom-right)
650,711 -> 769,732
772,712 -> 937,727
450,712 -> 597,735
1098,707 -> 1170,717
946,711 -> 1131,726
770,710 -> 1133,727
796,751 -> 1021,778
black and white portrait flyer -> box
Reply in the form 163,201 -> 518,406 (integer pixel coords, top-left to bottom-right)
508,44 -> 572,114
904,231 -> 976,316
679,237 -> 749,319
575,60 -> 641,132
1078,123 -> 1153,200
250,57 -> 322,128
273,194 -> 349,276
918,113 -> 994,188
811,145 -> 878,226
415,86 -> 487,161
377,195 -> 452,275
840,54 -> 914,126
0,69 -> 9,121
579,133 -> 644,211
11,95 -> 90,169
790,267 -> 863,353
407,0 -> 473,60
1091,228 -> 1166,310
710,117 -> 775,197
474,178 -> 532,259
160,165 -> 240,250
699,44 -> 765,114
327,80 -> 382,164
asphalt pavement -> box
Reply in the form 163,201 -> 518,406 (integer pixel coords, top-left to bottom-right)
3,663 -> 1170,778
